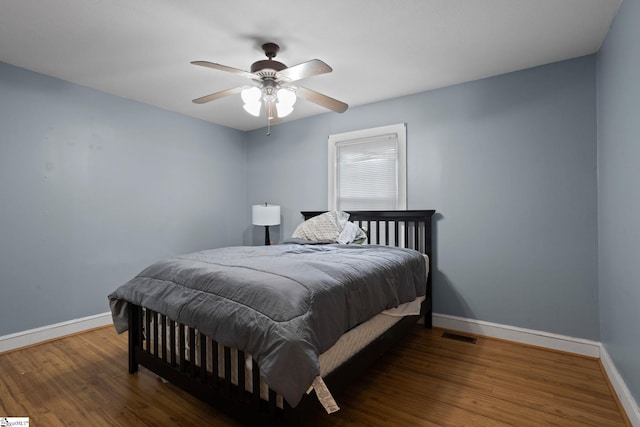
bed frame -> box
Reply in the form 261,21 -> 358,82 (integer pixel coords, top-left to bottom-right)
127,210 -> 435,425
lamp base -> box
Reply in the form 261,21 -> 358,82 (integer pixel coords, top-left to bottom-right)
264,225 -> 271,246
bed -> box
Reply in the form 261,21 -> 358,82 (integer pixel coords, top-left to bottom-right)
108,209 -> 435,425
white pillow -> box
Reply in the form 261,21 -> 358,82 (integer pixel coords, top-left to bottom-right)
336,221 -> 367,244
292,211 -> 349,242
292,211 -> 367,244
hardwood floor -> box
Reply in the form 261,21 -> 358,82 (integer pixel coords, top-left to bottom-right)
0,325 -> 630,426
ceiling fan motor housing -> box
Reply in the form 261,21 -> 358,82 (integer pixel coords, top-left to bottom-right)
250,42 -> 287,75
250,59 -> 287,75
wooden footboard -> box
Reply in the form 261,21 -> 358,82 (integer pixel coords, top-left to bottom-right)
128,304 -> 291,424
128,302 -> 425,425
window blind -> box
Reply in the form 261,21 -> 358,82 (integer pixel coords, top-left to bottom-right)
335,133 -> 399,210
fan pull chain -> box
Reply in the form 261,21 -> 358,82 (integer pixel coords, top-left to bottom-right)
266,102 -> 272,136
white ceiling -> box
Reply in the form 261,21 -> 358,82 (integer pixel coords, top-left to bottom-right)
0,0 -> 620,131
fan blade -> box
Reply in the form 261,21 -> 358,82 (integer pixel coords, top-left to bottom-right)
276,59 -> 332,82
191,61 -> 260,81
294,86 -> 348,113
192,86 -> 245,104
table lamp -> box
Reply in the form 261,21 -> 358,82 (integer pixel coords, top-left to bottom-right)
252,203 -> 280,245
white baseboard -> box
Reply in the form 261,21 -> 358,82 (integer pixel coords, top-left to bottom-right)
0,312 -> 113,354
600,345 -> 640,426
433,313 -> 639,426
433,312 -> 601,357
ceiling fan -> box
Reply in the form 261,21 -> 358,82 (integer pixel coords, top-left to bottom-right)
191,42 -> 348,125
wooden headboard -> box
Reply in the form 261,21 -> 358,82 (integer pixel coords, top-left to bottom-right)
300,210 -> 434,255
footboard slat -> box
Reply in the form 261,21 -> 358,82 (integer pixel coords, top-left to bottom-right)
153,311 -> 159,357
188,327 -> 196,378
251,359 -> 261,409
237,350 -> 246,398
179,324 -> 186,374
223,346 -> 232,397
268,389 -> 277,416
169,319 -> 177,368
161,314 -> 167,363
212,339 -> 220,389
145,307 -> 151,352
137,307 -> 144,349
200,333 -> 207,384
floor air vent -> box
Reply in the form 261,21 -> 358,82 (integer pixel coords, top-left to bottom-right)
441,331 -> 477,344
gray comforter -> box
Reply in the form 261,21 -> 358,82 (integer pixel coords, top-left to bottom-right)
108,243 -> 426,407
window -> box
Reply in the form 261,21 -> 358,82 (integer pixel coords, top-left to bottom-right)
328,123 -> 406,211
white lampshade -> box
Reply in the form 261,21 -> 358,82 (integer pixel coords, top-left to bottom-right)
252,204 -> 280,226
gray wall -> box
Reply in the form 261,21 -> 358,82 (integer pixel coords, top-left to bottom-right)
597,0 -> 640,404
0,62 -> 247,336
246,55 -> 600,341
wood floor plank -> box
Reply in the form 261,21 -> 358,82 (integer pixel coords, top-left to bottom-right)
0,325 -> 630,426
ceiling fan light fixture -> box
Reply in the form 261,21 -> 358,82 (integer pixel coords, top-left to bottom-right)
243,101 -> 261,117
276,103 -> 294,118
277,88 -> 296,107
275,88 -> 296,117
241,86 -> 262,117
241,86 -> 261,104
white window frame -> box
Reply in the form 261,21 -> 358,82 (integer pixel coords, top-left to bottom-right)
328,123 -> 407,211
